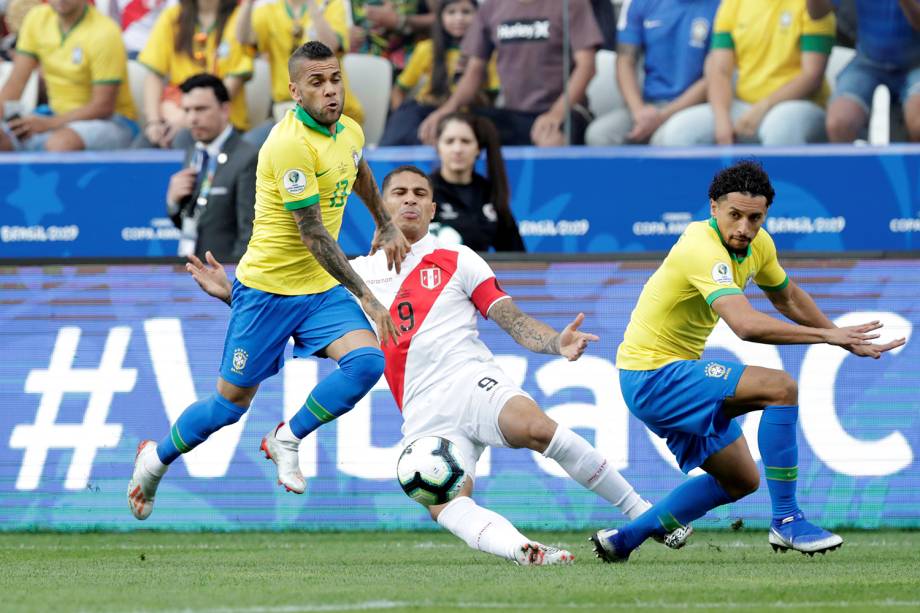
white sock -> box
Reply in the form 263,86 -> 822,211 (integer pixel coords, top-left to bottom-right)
436,496 -> 529,561
543,426 -> 649,520
144,446 -> 169,478
276,422 -> 301,443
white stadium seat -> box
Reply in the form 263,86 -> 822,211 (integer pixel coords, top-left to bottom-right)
0,61 -> 40,115
127,59 -> 152,128
245,57 -> 272,128
343,53 -> 392,146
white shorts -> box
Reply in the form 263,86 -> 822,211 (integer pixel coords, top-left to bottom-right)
400,362 -> 533,478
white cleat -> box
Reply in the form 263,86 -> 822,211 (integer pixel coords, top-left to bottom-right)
655,524 -> 694,549
260,422 -> 305,494
127,440 -> 163,520
534,542 -> 575,565
514,542 -> 574,566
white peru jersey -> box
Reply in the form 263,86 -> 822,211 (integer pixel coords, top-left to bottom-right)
349,233 -> 509,412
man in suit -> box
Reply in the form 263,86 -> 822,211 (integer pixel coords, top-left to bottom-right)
167,73 -> 258,261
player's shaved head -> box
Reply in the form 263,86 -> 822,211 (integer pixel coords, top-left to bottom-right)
288,41 -> 344,127
288,41 -> 336,81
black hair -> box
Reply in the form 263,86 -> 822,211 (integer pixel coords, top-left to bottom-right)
708,160 -> 775,207
179,73 -> 230,103
382,165 -> 434,193
435,113 -> 513,228
288,41 -> 336,80
429,0 -> 476,103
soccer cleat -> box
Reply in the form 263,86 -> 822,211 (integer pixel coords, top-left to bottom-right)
769,512 -> 843,556
652,524 -> 694,550
534,543 -> 575,565
260,422 -> 305,495
513,542 -> 552,566
127,440 -> 164,520
590,528 -> 631,563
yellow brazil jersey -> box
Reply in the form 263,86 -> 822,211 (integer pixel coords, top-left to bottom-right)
616,219 -> 789,371
138,5 -> 253,130
16,5 -> 136,120
396,40 -> 500,106
250,0 -> 364,124
711,0 -> 835,105
236,106 -> 364,296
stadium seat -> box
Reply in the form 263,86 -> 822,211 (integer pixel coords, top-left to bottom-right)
826,45 -> 891,144
245,57 -> 272,129
586,49 -> 624,118
343,53 -> 392,146
127,59 -> 152,128
586,49 -> 643,119
0,61 -> 40,115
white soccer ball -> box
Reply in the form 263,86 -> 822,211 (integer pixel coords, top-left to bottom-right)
396,436 -> 467,506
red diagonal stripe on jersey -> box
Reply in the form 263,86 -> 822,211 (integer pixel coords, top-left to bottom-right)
383,250 -> 458,410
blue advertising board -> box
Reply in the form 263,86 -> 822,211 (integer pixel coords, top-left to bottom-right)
1,258 -> 916,530
2,145 -> 920,258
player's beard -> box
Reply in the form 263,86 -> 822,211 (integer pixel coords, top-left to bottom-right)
298,93 -> 344,127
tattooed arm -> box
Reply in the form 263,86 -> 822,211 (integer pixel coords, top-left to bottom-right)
292,204 -> 400,344
488,298 -> 599,361
353,158 -> 410,272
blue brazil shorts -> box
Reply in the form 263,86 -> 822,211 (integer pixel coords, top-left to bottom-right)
619,359 -> 746,472
219,280 -> 373,387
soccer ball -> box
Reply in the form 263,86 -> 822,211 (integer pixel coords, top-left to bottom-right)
396,436 -> 467,506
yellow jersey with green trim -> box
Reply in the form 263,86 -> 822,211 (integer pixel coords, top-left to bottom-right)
710,0 -> 835,105
138,5 -> 252,130
616,219 -> 788,371
16,5 -> 137,120
236,106 -> 364,296
247,0 -> 363,124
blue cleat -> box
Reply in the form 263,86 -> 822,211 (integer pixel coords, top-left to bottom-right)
590,529 -> 632,563
769,512 -> 843,556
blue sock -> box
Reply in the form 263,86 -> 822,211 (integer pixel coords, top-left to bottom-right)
758,405 -> 801,521
156,393 -> 248,464
617,474 -> 735,552
289,347 -> 385,439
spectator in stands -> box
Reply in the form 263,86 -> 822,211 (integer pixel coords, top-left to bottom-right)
807,0 -> 920,142
166,74 -> 257,261
236,0 -> 363,147
590,0 -> 617,51
430,113 -> 524,252
657,0 -> 836,146
586,0 -> 720,146
419,0 -> 603,147
350,0 -> 435,73
1,0 -> 39,62
138,0 -> 252,149
380,0 -> 499,146
95,0 -> 170,58
0,0 -> 138,152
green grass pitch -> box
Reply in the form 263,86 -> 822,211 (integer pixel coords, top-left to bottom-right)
1,531 -> 918,612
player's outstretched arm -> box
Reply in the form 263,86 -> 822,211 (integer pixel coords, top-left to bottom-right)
488,299 -> 599,361
187,252 -> 233,306
292,205 -> 401,345
353,158 -> 410,273
713,293 -> 905,357
764,279 -> 907,358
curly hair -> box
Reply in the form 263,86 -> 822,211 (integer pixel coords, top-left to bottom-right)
708,160 -> 775,207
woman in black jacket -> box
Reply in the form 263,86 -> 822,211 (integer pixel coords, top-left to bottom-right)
429,112 -> 525,252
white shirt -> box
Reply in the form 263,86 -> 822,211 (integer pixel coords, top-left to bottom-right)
349,233 -> 510,413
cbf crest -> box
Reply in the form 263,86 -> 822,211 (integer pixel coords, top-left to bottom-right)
705,362 -> 731,379
420,267 -> 441,290
351,147 -> 361,169
232,348 -> 249,373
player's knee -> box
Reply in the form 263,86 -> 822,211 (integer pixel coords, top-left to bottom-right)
775,373 -> 798,406
339,347 -> 385,392
526,416 -> 557,452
